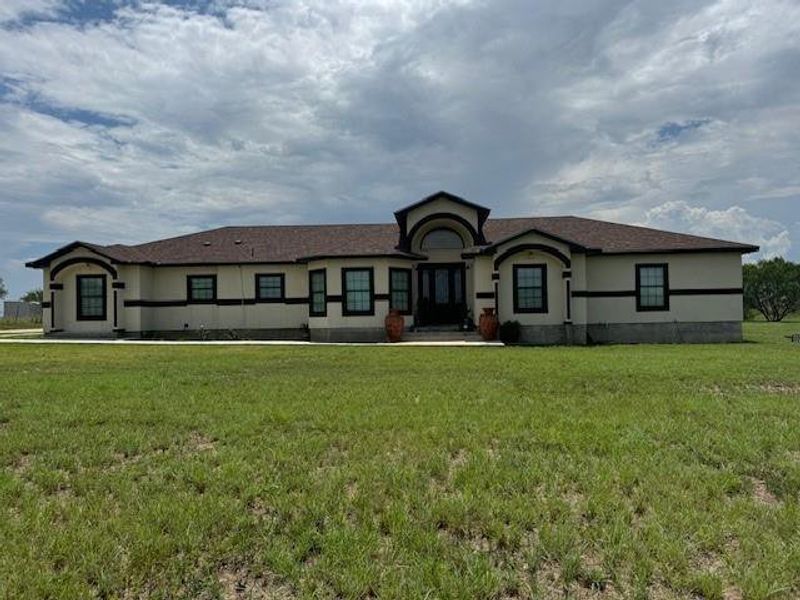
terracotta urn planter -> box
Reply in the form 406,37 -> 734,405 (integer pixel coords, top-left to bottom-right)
385,309 -> 405,342
479,307 -> 499,341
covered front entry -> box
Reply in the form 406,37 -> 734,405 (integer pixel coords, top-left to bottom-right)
417,263 -> 466,325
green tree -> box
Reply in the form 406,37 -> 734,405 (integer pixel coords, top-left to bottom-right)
743,257 -> 800,322
0,277 -> 7,300
21,289 -> 44,303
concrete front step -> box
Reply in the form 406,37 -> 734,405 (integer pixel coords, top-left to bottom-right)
403,330 -> 484,342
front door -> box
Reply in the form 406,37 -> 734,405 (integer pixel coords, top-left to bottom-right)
417,264 -> 466,325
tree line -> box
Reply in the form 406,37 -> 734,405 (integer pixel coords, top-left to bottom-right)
744,257 -> 800,322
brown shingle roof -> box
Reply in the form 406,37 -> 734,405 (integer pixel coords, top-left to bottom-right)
27,216 -> 758,268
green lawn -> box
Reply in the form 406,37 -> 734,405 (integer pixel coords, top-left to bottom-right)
1,323 -> 799,599
0,317 -> 42,330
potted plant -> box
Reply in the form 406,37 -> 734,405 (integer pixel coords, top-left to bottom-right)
478,307 -> 499,340
385,309 -> 405,342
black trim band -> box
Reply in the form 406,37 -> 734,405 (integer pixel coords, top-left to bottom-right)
112,281 -> 126,289
476,291 -> 495,299
51,257 -> 118,280
49,283 -> 64,290
494,243 -> 571,269
572,288 -> 743,298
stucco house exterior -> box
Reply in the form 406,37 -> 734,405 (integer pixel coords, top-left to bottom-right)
27,191 -> 758,344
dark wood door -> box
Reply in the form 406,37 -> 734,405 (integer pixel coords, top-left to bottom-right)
417,264 -> 466,325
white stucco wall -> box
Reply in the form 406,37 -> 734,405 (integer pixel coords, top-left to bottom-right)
583,252 -> 744,324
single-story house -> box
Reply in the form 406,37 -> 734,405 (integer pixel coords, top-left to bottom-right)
27,191 -> 758,344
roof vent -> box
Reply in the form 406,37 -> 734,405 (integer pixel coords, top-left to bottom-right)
203,241 -> 211,246
234,239 -> 242,245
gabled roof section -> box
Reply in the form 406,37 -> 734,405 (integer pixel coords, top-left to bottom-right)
24,241 -> 141,269
480,216 -> 759,254
394,190 -> 491,222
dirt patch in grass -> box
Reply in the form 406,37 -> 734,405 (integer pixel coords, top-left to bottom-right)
187,431 -> 217,453
709,382 -> 800,396
9,453 -> 32,475
749,477 -> 780,507
217,566 -> 295,599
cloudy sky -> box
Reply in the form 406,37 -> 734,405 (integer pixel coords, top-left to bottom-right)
1,0 -> 799,298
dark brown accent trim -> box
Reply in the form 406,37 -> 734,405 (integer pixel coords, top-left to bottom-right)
51,256 -> 118,280
483,228 -> 588,253
113,291 -> 118,327
26,241 -> 121,269
565,279 -> 572,321
76,274 -> 108,321
513,264 -> 548,314
594,247 -> 759,256
670,288 -> 743,295
49,283 -> 64,290
112,281 -> 126,289
403,212 -> 484,251
494,244 -> 571,270
41,301 -> 52,309
125,299 -> 187,307
50,292 -> 55,329
285,297 -> 309,305
562,271 -> 572,278
325,295 -> 343,303
255,273 -> 285,302
491,273 -> 499,281
476,291 -> 495,299
341,267 -> 375,316
374,293 -> 391,301
187,275 -> 217,304
388,267 -> 412,315
572,290 -> 636,298
636,263 -> 670,312
309,269 -> 327,317
50,329 -> 64,333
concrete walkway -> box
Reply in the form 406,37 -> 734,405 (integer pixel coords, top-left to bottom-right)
0,328 -> 42,336
0,337 -> 503,347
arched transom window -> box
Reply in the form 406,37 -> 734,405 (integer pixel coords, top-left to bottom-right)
421,228 -> 464,250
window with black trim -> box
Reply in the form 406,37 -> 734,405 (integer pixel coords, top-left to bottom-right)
636,264 -> 669,311
421,228 -> 464,250
342,268 -> 374,316
309,269 -> 326,316
513,264 -> 548,313
389,268 -> 412,314
187,275 -> 217,303
256,273 -> 284,301
77,275 -> 107,320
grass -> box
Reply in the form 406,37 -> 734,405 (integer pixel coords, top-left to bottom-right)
0,317 -> 42,331
1,322 -> 799,599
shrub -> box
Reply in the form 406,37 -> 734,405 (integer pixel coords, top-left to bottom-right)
499,320 -> 521,344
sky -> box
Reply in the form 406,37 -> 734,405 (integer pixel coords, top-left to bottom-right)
1,0 -> 799,299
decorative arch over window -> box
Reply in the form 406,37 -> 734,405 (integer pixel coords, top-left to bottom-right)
421,228 -> 465,250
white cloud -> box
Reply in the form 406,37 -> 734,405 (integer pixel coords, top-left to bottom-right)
644,200 -> 791,259
0,0 -> 59,22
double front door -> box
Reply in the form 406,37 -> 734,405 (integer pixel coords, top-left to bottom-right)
417,264 -> 466,325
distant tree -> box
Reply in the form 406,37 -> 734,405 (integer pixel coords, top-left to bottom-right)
21,289 -> 44,303
743,258 -> 800,322
0,277 -> 6,300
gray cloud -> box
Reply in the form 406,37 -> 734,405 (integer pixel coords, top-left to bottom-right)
0,0 -> 799,298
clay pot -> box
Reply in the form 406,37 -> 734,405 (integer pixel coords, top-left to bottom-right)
478,307 -> 499,341
385,309 -> 404,342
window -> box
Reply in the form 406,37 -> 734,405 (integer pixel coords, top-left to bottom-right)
421,228 -> 464,250
342,268 -> 374,316
255,273 -> 284,301
309,269 -> 326,316
76,275 -> 106,320
187,275 -> 217,303
389,268 -> 412,315
636,264 -> 669,311
513,265 -> 548,313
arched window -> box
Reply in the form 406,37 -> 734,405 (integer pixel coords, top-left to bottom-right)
421,228 -> 464,250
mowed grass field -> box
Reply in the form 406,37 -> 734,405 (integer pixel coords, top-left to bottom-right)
1,323 -> 799,599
